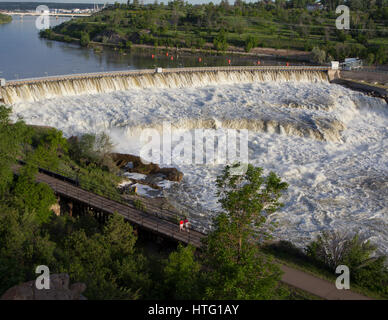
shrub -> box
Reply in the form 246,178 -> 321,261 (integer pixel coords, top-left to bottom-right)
306,231 -> 388,297
244,35 -> 258,53
68,132 -> 116,172
366,53 -> 375,65
80,32 -> 90,47
133,199 -> 145,211
311,46 -> 326,64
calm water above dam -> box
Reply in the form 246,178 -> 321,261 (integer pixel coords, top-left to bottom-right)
0,15 -> 304,81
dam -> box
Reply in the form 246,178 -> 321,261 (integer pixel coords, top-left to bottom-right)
0,66 -> 335,105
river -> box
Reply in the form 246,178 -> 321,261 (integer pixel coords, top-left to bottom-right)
0,15 -> 304,81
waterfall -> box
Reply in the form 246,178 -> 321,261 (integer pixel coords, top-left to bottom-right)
1,70 -> 328,105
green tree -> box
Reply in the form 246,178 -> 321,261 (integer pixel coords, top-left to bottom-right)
216,163 -> 288,250
366,52 -> 375,65
306,231 -> 388,296
0,106 -> 30,196
68,132 -> 115,171
0,13 -> 12,24
60,214 -> 149,299
12,164 -> 57,224
202,163 -> 288,299
244,35 -> 257,53
80,32 -> 90,47
162,244 -> 202,299
28,128 -> 68,170
0,205 -> 56,295
375,46 -> 388,65
311,46 -> 327,64
213,29 -> 228,51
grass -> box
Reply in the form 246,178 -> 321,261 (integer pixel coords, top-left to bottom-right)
277,283 -> 323,300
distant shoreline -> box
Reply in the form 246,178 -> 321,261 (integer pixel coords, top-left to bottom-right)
0,12 -> 12,24
45,31 -> 314,63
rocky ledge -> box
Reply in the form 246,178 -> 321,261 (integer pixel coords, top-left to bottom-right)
111,153 -> 184,198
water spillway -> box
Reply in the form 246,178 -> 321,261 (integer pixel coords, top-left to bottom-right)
0,66 -> 329,104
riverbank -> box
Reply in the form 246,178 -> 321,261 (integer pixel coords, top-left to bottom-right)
46,2 -> 388,67
332,71 -> 388,103
43,30 -> 314,63
0,13 -> 12,24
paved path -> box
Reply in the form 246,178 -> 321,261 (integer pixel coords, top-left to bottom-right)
280,265 -> 371,300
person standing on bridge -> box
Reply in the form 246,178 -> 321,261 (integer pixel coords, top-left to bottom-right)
184,218 -> 190,232
179,219 -> 184,232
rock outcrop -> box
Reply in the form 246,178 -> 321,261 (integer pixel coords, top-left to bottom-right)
1,273 -> 87,300
111,153 -> 183,182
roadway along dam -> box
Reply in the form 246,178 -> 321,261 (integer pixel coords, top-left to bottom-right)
3,66 -> 387,257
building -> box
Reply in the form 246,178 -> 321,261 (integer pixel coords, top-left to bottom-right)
342,58 -> 363,71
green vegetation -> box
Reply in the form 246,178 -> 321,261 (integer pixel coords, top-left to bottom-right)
26,127 -> 122,201
306,231 -> 388,297
161,244 -> 203,299
1,104 -> 386,300
41,0 -> 388,64
0,13 -> 12,24
133,199 -> 146,211
0,112 -> 292,299
262,234 -> 388,299
201,164 -> 289,299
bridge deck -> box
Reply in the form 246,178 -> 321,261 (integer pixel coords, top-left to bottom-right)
34,170 -> 204,247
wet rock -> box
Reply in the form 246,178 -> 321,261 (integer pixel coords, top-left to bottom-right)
159,168 -> 184,182
144,173 -> 167,185
111,153 -> 183,182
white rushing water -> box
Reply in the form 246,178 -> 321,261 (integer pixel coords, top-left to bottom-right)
1,70 -> 327,104
10,74 -> 388,255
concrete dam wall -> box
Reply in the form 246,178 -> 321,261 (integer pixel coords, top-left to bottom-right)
0,66 -> 331,104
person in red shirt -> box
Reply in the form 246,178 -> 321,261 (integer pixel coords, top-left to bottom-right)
184,218 -> 189,232
179,219 -> 184,232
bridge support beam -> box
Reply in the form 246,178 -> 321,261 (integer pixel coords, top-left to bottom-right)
68,201 -> 73,217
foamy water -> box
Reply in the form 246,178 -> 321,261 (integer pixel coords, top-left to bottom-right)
11,81 -> 388,255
